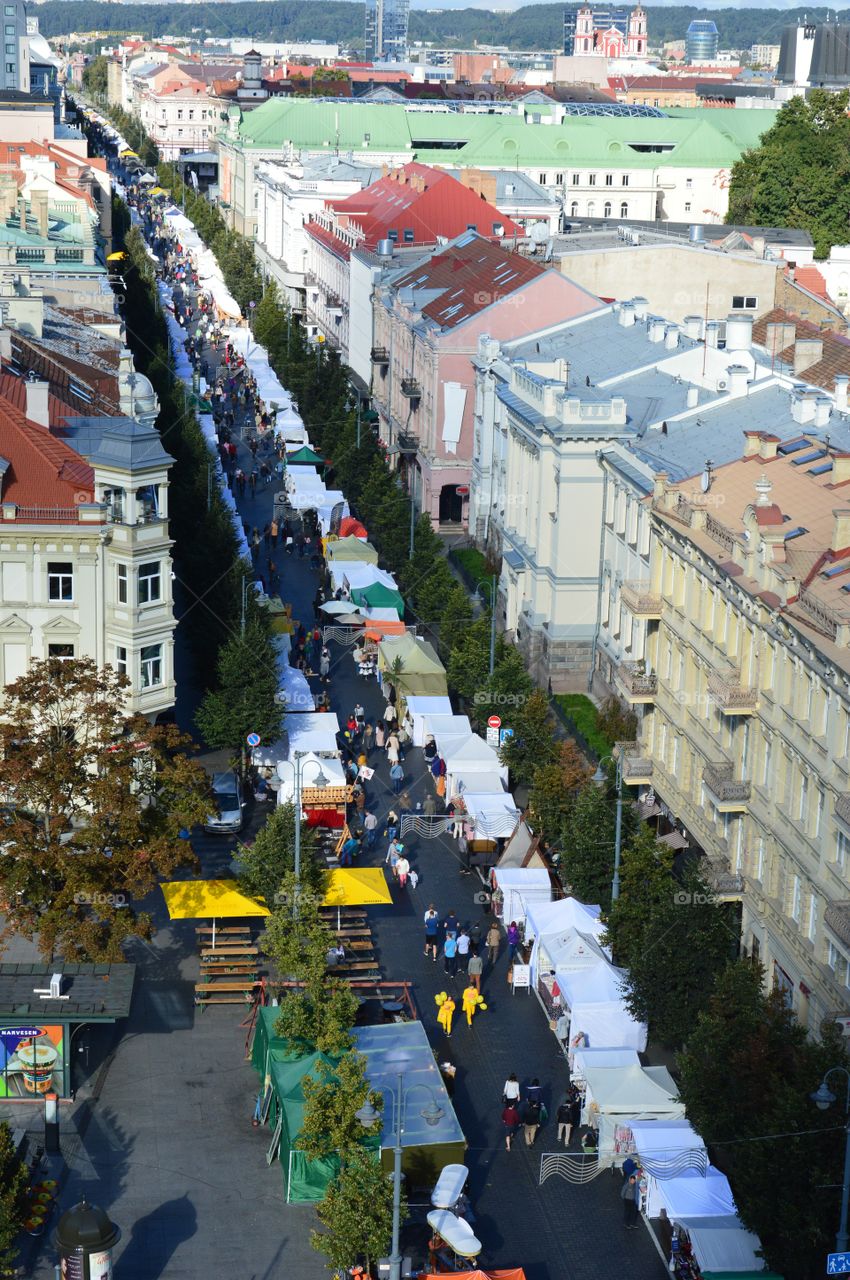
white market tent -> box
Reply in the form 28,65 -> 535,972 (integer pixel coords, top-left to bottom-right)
583,1064 -> 684,1160
525,897 -> 606,948
461,792 -> 521,839
423,714 -> 473,753
532,926 -> 607,985
450,770 -> 506,799
286,711 -> 341,754
556,961 -> 648,1053
274,662 -> 316,712
645,1166 -> 737,1220
328,562 -> 399,595
491,867 -> 551,929
676,1216 -> 765,1273
276,752 -> 347,805
571,1046 -> 640,1083
630,1118 -> 706,1170
444,735 -> 508,794
403,696 -> 453,746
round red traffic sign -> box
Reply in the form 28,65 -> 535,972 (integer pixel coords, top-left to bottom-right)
487,715 -> 502,729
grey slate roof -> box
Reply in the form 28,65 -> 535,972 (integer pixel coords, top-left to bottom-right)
59,418 -> 174,471
0,962 -> 135,1020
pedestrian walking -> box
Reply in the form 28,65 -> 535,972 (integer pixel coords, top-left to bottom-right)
506,920 -> 521,964
390,761 -> 404,794
569,1090 -> 581,1140
383,700 -> 397,725
443,932 -> 458,977
526,1078 -> 543,1104
436,992 -> 455,1037
319,648 -> 331,684
263,523 -> 271,549
386,733 -> 400,765
443,910 -> 458,940
385,837 -> 403,880
423,793 -> 437,818
486,921 -> 501,966
467,950 -> 483,992
462,983 -> 486,1026
408,868 -> 419,892
363,721 -> 374,753
396,854 -> 410,888
502,1102 -> 521,1151
364,811 -> 378,850
502,1074 -> 521,1105
271,517 -> 279,548
249,471 -> 257,496
456,928 -> 471,972
398,789 -> 412,813
424,905 -> 440,960
523,1099 -> 541,1146
557,1099 -> 573,1146
375,723 -> 386,751
621,1174 -> 640,1229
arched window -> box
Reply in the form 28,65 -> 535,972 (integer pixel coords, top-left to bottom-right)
587,201 -> 596,218
570,201 -> 579,217
620,201 -> 629,218
603,201 -> 612,218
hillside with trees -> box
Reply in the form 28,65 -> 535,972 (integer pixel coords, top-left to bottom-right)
39,2 -> 843,54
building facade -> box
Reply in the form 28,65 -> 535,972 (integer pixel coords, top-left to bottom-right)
686,20 -> 719,65
1,0 -> 29,94
365,0 -> 410,63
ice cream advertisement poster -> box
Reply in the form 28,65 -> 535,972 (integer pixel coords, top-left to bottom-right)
0,1026 -> 64,1098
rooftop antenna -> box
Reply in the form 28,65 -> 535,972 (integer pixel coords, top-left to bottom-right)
701,459 -> 714,493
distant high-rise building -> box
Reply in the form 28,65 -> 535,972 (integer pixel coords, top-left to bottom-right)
564,4 -> 647,58
365,0 -> 410,63
0,0 -> 30,94
777,19 -> 850,88
686,19 -> 719,64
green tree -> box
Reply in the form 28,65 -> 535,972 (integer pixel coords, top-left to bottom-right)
678,959 -> 850,1280
0,658 -> 209,961
527,739 -> 590,841
561,777 -> 638,908
195,615 -> 284,771
237,802 -> 324,907
275,978 -> 360,1056
436,583 -> 474,659
262,869 -> 331,979
499,688 -> 558,788
606,831 -> 736,1045
82,53 -> 108,99
0,1121 -> 28,1273
595,696 -> 637,748
299,1052 -> 382,1161
312,1148 -> 400,1274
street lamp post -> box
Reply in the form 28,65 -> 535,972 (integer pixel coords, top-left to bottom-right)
812,1066 -> 850,1252
356,1064 -> 444,1280
472,577 -> 498,676
591,751 -> 625,902
291,752 -> 329,918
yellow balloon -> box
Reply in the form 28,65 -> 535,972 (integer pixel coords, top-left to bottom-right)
480,1003 -> 488,1010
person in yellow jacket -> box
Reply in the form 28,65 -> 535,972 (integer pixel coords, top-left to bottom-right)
461,984 -> 486,1026
435,992 -> 455,1036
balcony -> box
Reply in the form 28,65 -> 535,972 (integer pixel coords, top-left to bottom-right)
371,347 -> 389,364
707,666 -> 757,715
396,431 -> 419,456
710,871 -> 747,899
401,377 -> 421,399
836,795 -> 850,833
703,761 -> 751,813
620,581 -> 663,619
615,660 -> 657,704
325,293 -> 343,312
615,741 -> 653,785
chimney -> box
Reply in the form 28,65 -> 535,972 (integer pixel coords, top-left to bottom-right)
664,325 -> 679,350
765,320 -> 796,356
682,314 -> 702,340
831,454 -> 850,485
794,336 -> 824,375
705,320 -> 720,348
743,431 -> 762,457
814,397 -> 832,428
632,296 -> 648,320
648,317 -> 665,343
791,388 -> 818,424
24,378 -> 50,428
835,375 -> 849,412
686,384 -> 699,408
832,509 -> 850,554
32,191 -> 48,239
726,314 -> 753,353
758,435 -> 779,461
619,302 -> 636,328
726,364 -> 749,395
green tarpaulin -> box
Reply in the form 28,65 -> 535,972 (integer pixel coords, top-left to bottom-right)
351,581 -> 405,617
286,445 -> 326,466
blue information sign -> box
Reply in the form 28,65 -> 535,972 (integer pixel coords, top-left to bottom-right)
827,1253 -> 850,1275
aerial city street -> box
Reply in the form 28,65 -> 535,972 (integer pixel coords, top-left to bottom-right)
0,3 -> 849,1279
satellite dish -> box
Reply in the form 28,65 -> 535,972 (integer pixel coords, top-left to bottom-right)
701,470 -> 711,493
529,221 -> 549,245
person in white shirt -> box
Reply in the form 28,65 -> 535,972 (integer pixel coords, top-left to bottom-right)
456,928 -> 471,972
503,1074 -> 521,1104
384,702 -> 397,724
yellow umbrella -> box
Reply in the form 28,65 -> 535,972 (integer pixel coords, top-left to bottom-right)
149,186 -> 167,196
323,867 -> 392,928
119,149 -> 138,158
161,878 -> 269,947
106,251 -> 126,262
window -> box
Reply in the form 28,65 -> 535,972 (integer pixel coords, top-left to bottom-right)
762,735 -> 772,786
177,129 -> 183,139
622,174 -> 629,186
538,173 -> 546,184
807,894 -> 817,943
466,224 -> 477,232
571,172 -> 579,185
620,202 -> 628,218
815,787 -> 824,838
6,63 -> 14,74
117,564 -> 128,605
828,940 -> 841,972
47,644 -> 74,661
605,173 -> 613,186
402,228 -> 414,243
798,772 -> 808,823
732,295 -> 758,310
4,25 -> 14,33
587,201 -> 595,217
588,173 -> 596,186
188,109 -> 194,121
684,202 -> 691,213
47,562 -> 73,602
138,561 -> 161,605
4,6 -> 15,12
116,646 -> 127,677
791,875 -> 802,922
140,644 -> 163,689
836,830 -> 850,871
604,201 -> 612,218
570,201 -> 578,217
387,229 -> 398,241
177,109 -> 183,121
5,43 -> 13,54
555,172 -> 564,185
686,177 -> 693,189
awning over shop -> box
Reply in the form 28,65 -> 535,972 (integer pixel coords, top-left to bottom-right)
286,444 -> 326,466
556,961 -> 648,1053
525,897 -> 606,948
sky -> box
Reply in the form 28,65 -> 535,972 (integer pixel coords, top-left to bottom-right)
408,1 -> 850,10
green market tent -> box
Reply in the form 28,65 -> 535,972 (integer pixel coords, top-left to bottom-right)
377,632 -> 447,697
286,444 -> 326,467
252,1010 -> 464,1198
326,536 -> 379,564
352,580 -> 405,617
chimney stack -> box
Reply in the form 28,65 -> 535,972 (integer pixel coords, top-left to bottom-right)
24,378 -> 50,428
794,336 -> 824,374
835,374 -> 849,412
765,320 -> 796,356
831,454 -> 850,485
743,431 -> 762,458
758,435 -> 779,461
832,509 -> 850,555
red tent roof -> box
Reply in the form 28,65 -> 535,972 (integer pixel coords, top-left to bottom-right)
339,516 -> 368,537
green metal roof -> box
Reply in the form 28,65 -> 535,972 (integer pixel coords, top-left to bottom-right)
230,99 -> 775,170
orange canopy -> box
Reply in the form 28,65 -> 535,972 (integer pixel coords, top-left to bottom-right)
420,1272 -> 526,1280
339,516 -> 368,538
365,620 -> 406,640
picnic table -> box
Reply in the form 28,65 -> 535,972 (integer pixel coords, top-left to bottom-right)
201,962 -> 260,976
194,978 -> 261,1005
200,945 -> 259,960
196,926 -> 252,939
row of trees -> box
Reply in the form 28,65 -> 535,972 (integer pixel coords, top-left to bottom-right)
241,819 -> 397,1273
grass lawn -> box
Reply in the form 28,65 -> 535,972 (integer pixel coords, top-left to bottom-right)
554,693 -> 612,760
452,546 -> 495,588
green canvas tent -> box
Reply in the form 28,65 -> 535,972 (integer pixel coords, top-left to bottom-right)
352,581 -> 405,617
377,632 -> 447,697
286,444 -> 326,467
326,536 -> 379,564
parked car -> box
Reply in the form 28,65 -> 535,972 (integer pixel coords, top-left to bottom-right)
204,771 -> 245,834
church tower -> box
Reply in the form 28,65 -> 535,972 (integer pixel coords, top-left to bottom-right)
627,4 -> 647,57
575,5 -> 595,54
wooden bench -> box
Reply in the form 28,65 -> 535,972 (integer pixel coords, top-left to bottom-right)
320,909 -> 367,923
201,963 -> 260,977
332,927 -> 373,938
194,980 -> 260,1005
200,945 -> 259,960
196,926 -> 252,939
345,940 -> 376,952
333,960 -> 381,974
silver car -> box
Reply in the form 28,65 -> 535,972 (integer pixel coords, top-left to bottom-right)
204,771 -> 245,834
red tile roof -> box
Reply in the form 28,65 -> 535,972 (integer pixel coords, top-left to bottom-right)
307,162 -> 521,257
753,306 -> 850,393
391,234 -> 546,330
792,264 -> 830,301
0,394 -> 94,514
0,373 -> 76,427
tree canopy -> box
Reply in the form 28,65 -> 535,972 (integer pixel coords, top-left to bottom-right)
195,615 -> 284,768
0,658 -> 208,960
727,90 -> 850,256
